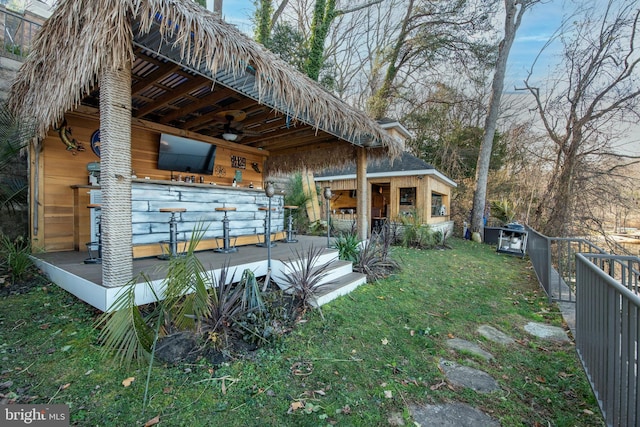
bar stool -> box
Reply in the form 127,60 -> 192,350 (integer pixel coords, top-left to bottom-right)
214,207 -> 238,253
282,205 -> 298,243
257,206 -> 277,248
84,203 -> 102,264
158,207 -> 187,260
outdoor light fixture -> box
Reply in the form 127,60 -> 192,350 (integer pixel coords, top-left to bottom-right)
323,186 -> 332,247
222,133 -> 238,142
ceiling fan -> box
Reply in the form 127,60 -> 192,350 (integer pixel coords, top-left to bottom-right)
215,110 -> 261,141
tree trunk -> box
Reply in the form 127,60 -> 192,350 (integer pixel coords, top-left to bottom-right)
471,0 -> 531,237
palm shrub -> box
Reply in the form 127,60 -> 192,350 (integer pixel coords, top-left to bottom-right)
490,198 -> 517,224
95,273 -> 158,366
96,223 -> 244,365
333,232 -> 360,262
396,211 -> 441,248
354,229 -> 400,282
278,245 -> 335,315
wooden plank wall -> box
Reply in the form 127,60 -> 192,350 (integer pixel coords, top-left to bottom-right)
317,175 -> 453,225
34,112 -> 267,253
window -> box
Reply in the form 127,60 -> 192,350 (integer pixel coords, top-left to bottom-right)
399,187 -> 416,206
432,193 -> 446,216
399,187 -> 416,216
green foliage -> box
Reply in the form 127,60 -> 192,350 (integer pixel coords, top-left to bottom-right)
354,229 -> 400,282
239,269 -> 264,313
305,0 -> 337,81
235,288 -> 295,346
0,103 -> 34,214
396,212 -> 442,249
333,232 -> 360,262
253,0 -> 273,44
284,172 -> 311,232
162,224 -> 212,331
404,84 -> 507,181
0,234 -> 32,282
95,274 -> 157,367
490,198 -> 517,224
263,23 -> 309,73
279,245 -> 334,313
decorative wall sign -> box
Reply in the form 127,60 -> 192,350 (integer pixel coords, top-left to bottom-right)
234,170 -> 243,183
90,130 -> 101,158
231,155 -> 246,169
215,165 -> 226,177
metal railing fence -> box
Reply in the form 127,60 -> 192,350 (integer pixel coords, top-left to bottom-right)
0,7 -> 41,60
576,253 -> 640,427
526,226 -> 607,302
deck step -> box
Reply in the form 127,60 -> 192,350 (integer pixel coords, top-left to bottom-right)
272,251 -> 367,307
310,272 -> 367,307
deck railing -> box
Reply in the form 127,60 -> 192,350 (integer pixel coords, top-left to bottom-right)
0,7 -> 41,60
526,226 -> 607,302
527,226 -> 640,426
576,253 -> 640,427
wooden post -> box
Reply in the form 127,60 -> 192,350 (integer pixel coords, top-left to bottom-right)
356,147 -> 368,240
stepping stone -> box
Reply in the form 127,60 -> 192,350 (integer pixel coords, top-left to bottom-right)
410,402 -> 500,427
524,322 -> 569,342
446,338 -> 494,361
478,325 -> 515,345
439,359 -> 501,393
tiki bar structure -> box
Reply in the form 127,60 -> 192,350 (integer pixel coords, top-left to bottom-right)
7,0 -> 403,310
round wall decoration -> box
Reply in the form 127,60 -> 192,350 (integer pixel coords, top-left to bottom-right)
90,130 -> 101,158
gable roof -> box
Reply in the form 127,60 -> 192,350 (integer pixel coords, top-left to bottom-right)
315,152 -> 457,187
8,0 -> 403,172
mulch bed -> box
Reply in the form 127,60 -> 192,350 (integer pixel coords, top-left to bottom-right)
0,266 -> 50,297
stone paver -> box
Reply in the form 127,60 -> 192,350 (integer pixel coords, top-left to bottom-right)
524,322 -> 569,342
477,325 -> 515,345
439,359 -> 501,393
410,402 -> 500,427
446,338 -> 494,361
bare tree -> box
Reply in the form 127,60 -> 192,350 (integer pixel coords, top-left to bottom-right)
470,0 -> 540,237
522,0 -> 640,237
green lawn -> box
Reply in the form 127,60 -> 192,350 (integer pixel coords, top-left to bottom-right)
0,238 -> 603,426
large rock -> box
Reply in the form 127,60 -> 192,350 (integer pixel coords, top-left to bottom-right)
446,338 -> 494,361
410,402 -> 500,427
477,325 -> 515,345
439,359 -> 501,393
524,322 -> 570,342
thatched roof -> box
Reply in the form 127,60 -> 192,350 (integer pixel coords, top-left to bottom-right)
8,0 -> 402,171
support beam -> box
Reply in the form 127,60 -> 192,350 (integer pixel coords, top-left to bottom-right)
100,64 -> 133,289
356,147 -> 368,240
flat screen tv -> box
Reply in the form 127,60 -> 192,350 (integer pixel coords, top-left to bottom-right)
157,134 -> 217,175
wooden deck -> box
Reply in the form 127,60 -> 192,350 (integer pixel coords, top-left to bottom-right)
31,235 -> 357,311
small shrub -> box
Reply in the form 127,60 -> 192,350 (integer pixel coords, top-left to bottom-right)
278,245 -> 335,314
396,212 -> 442,249
334,232 -> 360,262
354,230 -> 400,282
0,234 -> 33,282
